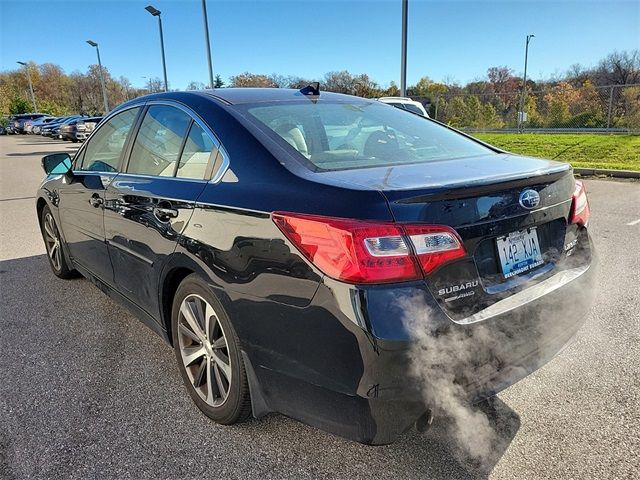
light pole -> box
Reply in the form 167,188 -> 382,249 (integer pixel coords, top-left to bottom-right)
16,61 -> 37,112
400,0 -> 408,97
201,0 -> 215,88
518,34 -> 535,132
145,5 -> 168,91
86,40 -> 110,114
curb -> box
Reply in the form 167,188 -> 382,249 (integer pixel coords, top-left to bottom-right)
573,168 -> 640,179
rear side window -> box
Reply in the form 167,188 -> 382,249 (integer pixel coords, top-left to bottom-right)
80,107 -> 140,172
176,122 -> 215,179
128,105 -> 192,176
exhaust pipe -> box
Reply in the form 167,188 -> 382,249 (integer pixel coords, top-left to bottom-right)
416,409 -> 434,433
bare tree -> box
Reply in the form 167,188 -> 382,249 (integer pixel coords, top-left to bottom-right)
186,81 -> 207,90
266,74 -> 289,88
230,72 -> 277,88
146,77 -> 165,93
323,70 -> 357,94
118,76 -> 133,100
595,50 -> 640,85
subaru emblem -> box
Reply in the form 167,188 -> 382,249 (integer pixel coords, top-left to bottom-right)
519,189 -> 540,209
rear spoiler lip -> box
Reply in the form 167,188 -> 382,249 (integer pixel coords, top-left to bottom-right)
391,167 -> 573,204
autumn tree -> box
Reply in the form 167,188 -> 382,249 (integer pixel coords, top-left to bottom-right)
0,49 -> 636,128
620,86 -> 640,128
230,72 -> 277,88
380,81 -> 400,97
444,97 -> 468,127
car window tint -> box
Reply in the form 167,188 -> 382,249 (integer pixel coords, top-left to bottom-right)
176,122 -> 215,179
402,103 -> 424,115
80,108 -> 140,172
245,101 -> 493,171
128,105 -> 192,177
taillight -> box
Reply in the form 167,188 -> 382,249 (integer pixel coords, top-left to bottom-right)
403,225 -> 466,274
272,212 -> 466,284
569,180 -> 590,227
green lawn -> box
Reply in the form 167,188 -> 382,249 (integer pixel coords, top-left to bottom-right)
472,133 -> 640,171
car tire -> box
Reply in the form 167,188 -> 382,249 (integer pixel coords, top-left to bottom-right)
40,205 -> 78,279
171,274 -> 252,425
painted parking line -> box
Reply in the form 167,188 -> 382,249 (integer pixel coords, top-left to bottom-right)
626,218 -> 640,226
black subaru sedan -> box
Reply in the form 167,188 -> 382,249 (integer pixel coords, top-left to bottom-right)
36,88 -> 594,445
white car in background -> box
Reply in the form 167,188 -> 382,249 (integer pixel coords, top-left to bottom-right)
378,97 -> 429,117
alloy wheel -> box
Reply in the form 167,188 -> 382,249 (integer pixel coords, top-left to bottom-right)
177,294 -> 232,407
43,212 -> 62,271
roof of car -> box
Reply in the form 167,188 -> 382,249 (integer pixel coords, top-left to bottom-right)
378,97 -> 414,102
114,88 -> 372,117
13,113 -> 48,118
199,88 -> 369,105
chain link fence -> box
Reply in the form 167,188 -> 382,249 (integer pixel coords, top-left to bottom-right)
411,83 -> 640,132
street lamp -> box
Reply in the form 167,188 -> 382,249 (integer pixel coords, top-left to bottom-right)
201,0 -> 215,88
145,5 -> 168,91
86,40 -> 110,114
400,0 -> 408,97
16,61 -> 37,112
517,34 -> 535,132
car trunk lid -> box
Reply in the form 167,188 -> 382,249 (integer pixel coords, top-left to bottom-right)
381,158 -> 575,320
307,153 -> 576,320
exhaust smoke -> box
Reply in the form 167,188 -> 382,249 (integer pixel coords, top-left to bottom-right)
398,250 -> 595,466
400,294 -> 503,461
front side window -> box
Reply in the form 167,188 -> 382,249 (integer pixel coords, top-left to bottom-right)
243,100 -> 494,171
80,108 -> 140,172
176,122 -> 215,179
127,105 -> 192,176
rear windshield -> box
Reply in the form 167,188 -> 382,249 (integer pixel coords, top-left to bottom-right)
242,100 -> 494,171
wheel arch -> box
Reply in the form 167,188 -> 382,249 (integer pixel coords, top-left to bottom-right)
159,253 -> 236,347
160,253 -> 268,420
36,196 -> 48,224
159,265 -> 195,346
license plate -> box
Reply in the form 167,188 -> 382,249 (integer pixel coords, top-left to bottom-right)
496,227 -> 544,278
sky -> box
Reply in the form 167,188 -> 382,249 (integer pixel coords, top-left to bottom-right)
1,0 -> 638,90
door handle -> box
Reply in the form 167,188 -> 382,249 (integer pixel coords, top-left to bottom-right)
153,207 -> 179,221
89,194 -> 103,208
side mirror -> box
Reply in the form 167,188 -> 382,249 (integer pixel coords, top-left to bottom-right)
42,153 -> 73,175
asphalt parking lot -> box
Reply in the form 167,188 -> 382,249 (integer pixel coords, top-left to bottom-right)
1,134 -> 639,479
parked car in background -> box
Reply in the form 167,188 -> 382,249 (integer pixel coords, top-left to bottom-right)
378,97 -> 430,117
41,116 -> 78,137
4,116 -> 15,134
74,116 -> 102,142
11,113 -> 48,134
54,116 -> 84,139
41,117 -> 67,136
36,88 -> 594,446
0,116 -> 9,135
31,117 -> 58,135
25,116 -> 54,134
59,117 -> 88,142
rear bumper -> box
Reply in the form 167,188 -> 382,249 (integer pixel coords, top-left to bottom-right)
237,240 -> 595,445
60,131 -> 77,140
